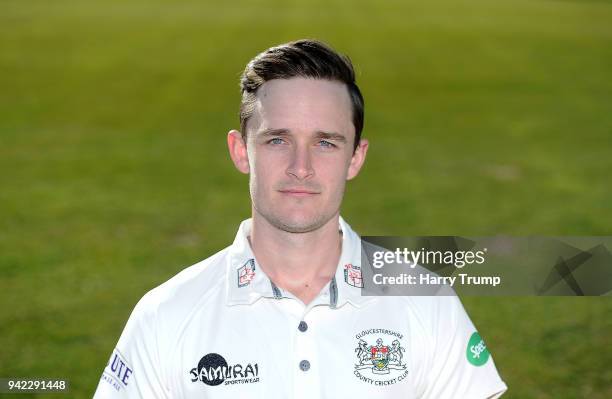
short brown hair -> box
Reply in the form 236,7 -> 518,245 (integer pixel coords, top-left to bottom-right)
239,39 -> 364,151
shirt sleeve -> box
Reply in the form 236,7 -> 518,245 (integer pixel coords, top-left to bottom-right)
93,293 -> 169,399
420,295 -> 508,399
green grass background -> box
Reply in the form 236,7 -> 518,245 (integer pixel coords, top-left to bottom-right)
1,0 -> 611,397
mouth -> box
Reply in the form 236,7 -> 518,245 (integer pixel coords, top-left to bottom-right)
278,189 -> 320,197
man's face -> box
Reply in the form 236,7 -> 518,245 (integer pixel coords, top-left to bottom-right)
231,77 -> 368,233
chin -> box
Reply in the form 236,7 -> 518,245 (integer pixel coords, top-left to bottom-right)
269,211 -> 332,234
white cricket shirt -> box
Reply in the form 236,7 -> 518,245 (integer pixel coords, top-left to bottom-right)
94,217 -> 508,398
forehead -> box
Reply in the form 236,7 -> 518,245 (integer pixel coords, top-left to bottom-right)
248,78 -> 354,136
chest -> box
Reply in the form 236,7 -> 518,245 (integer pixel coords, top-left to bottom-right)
165,300 -> 430,399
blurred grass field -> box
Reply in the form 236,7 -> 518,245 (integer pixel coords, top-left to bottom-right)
1,0 -> 611,397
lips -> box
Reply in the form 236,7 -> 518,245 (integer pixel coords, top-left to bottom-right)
278,188 -> 320,196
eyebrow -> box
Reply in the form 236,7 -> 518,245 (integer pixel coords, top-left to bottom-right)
315,131 -> 347,143
257,128 -> 347,143
258,128 -> 291,137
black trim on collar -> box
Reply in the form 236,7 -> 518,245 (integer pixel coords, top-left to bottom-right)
330,276 -> 338,309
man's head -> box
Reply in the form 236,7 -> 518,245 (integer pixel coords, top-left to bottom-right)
228,39 -> 368,234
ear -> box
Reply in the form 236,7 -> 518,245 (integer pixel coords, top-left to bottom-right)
347,138 -> 369,180
227,130 -> 250,174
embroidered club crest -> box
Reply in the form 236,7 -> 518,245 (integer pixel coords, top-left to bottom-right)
344,263 -> 363,288
237,259 -> 256,287
354,330 -> 408,385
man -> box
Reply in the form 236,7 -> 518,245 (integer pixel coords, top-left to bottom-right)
94,39 -> 507,398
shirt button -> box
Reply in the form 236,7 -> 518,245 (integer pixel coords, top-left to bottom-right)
299,360 -> 310,371
298,321 -> 308,332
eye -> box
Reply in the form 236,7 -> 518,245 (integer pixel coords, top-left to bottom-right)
318,140 -> 336,148
268,137 -> 284,145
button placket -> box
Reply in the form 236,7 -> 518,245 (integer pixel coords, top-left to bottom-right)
293,313 -> 318,399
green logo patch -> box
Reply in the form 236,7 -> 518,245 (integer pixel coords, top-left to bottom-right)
466,332 -> 490,366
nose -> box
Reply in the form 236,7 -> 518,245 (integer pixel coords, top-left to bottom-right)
286,145 -> 314,181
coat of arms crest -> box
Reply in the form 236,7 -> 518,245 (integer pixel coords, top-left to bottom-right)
355,337 -> 406,375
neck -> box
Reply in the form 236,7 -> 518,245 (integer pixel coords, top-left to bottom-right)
249,212 -> 342,305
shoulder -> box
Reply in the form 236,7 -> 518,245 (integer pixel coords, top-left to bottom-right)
130,246 -> 230,329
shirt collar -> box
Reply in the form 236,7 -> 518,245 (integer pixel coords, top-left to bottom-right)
225,216 -> 373,308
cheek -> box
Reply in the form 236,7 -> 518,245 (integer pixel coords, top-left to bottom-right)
316,160 -> 349,188
250,154 -> 282,191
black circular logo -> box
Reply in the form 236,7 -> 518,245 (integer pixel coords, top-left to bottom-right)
197,353 -> 228,386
